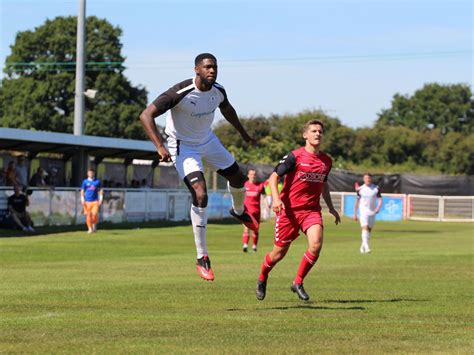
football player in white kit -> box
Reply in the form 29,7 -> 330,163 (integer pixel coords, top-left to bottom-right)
140,53 -> 258,282
353,173 -> 382,253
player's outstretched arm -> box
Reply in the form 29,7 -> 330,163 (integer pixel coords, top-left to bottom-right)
219,102 -> 256,145
139,105 -> 171,162
322,182 -> 341,225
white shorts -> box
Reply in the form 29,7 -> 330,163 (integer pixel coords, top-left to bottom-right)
266,195 -> 272,206
359,213 -> 376,228
167,134 -> 235,179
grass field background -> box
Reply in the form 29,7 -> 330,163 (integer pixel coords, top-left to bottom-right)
0,217 -> 472,353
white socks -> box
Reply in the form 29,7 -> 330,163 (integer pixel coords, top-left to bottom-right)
190,205 -> 208,258
227,181 -> 245,215
361,229 -> 370,252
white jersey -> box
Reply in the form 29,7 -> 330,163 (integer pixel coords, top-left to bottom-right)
152,78 -> 228,145
356,184 -> 381,216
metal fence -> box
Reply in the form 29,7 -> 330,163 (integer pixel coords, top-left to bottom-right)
0,187 -> 232,227
1,188 -> 473,228
407,194 -> 474,222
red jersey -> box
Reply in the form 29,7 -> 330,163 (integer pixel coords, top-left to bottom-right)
244,180 -> 265,212
275,146 -> 332,211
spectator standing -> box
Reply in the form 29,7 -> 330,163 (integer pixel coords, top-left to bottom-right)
81,168 -> 103,234
16,156 -> 29,188
6,161 -> 22,188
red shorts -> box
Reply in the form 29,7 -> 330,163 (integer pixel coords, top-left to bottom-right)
245,207 -> 261,224
274,209 -> 323,247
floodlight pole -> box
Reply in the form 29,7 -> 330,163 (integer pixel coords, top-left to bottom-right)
74,0 -> 86,136
72,0 -> 87,186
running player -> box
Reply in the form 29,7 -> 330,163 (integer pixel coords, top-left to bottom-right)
255,119 -> 341,301
242,168 -> 265,253
139,53 -> 258,282
80,168 -> 103,234
353,173 -> 382,253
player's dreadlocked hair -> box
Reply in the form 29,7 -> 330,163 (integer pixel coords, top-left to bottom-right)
303,119 -> 325,133
195,53 -> 217,66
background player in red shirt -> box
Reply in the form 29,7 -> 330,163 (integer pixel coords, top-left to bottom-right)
242,168 -> 266,253
256,119 -> 341,301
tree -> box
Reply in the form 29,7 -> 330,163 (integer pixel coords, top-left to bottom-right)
214,110 -> 355,165
0,16 -> 147,139
377,83 -> 473,134
436,132 -> 474,175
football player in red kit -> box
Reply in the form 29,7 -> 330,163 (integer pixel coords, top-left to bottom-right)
242,168 -> 266,253
256,119 -> 341,301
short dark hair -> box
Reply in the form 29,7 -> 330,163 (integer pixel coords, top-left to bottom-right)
195,53 -> 217,66
303,119 -> 324,133
88,168 -> 95,173
363,172 -> 372,177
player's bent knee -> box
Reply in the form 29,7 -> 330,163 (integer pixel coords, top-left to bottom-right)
194,193 -> 208,208
217,162 -> 246,188
308,244 -> 322,255
271,247 -> 289,263
184,172 -> 208,207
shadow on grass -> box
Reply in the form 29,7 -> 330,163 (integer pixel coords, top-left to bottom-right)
320,298 -> 428,304
378,230 -> 441,234
226,298 -> 428,312
0,218 -> 240,238
227,302 -> 365,312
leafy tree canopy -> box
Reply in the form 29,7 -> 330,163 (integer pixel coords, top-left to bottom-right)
0,16 -> 147,138
376,83 -> 473,134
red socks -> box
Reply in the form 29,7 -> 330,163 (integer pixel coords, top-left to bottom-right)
242,231 -> 249,245
252,232 -> 259,247
259,253 -> 275,282
243,231 -> 259,246
294,250 -> 319,284
259,249 -> 319,284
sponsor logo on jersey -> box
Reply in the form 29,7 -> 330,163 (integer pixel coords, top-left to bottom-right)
191,109 -> 216,118
297,171 -> 326,183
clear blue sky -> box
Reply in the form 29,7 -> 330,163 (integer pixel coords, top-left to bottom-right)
1,0 -> 472,128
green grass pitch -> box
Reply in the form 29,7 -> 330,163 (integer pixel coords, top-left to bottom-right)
1,217 -> 472,353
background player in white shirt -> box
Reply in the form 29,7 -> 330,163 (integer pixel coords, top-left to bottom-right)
140,53 -> 258,282
353,173 -> 382,253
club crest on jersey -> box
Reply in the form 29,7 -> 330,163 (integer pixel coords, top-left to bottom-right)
297,171 -> 326,183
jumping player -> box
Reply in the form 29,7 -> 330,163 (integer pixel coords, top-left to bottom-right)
80,168 -> 103,234
353,173 -> 382,253
256,119 -> 341,301
139,53 -> 258,282
242,168 -> 265,253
